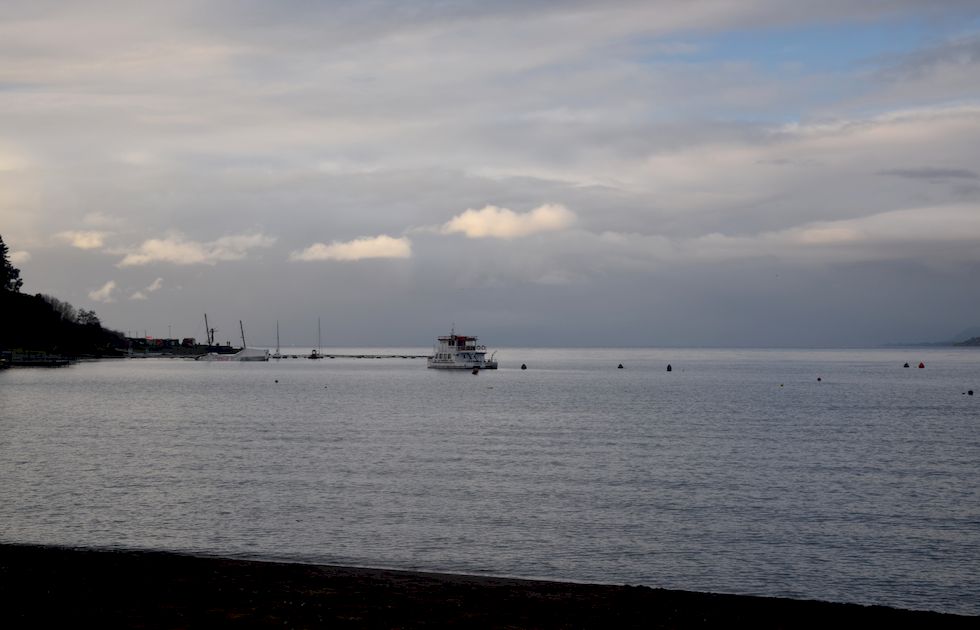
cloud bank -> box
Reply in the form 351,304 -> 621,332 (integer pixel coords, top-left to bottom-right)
2,2 -> 979,345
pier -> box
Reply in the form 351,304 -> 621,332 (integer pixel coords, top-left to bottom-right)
273,354 -> 428,360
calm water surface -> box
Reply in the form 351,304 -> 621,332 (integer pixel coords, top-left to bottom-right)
1,348 -> 978,615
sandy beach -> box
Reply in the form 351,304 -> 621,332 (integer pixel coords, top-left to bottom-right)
0,544 -> 973,628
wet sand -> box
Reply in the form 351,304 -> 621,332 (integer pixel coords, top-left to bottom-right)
0,544 -> 973,628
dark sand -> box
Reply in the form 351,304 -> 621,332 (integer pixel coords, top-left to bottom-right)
0,544 -> 973,628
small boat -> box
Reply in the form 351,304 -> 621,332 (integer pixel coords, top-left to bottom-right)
427,328 -> 498,369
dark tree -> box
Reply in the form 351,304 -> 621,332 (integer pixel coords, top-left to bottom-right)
0,234 -> 23,292
77,309 -> 101,327
40,294 -> 78,323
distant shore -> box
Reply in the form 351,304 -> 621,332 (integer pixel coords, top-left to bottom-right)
0,544 -> 973,628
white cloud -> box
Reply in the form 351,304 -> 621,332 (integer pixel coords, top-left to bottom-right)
440,203 -> 576,239
88,280 -> 117,303
116,233 -> 275,267
129,277 -> 163,300
290,234 -> 411,262
10,250 -> 31,264
56,230 -> 109,250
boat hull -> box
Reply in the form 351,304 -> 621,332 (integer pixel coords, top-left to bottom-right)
196,348 -> 269,362
427,358 -> 498,369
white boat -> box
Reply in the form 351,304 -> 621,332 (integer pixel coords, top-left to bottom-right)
196,320 -> 269,362
427,329 -> 498,369
197,346 -> 269,362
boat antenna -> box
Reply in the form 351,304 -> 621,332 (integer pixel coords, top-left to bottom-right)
240,320 -> 247,349
276,320 -> 280,355
317,317 -> 321,353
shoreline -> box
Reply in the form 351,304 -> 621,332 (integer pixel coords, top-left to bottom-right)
1,544 -> 973,627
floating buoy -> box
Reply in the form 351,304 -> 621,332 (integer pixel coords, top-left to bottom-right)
817,377 -> 822,382
918,362 -> 925,369
903,363 -> 910,368
521,363 -> 527,370
618,363 -> 624,369
274,379 -> 278,383
666,364 -> 672,372
472,367 -> 479,375
969,390 -> 974,396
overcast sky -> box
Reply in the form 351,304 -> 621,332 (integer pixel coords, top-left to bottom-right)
3,1 -> 980,347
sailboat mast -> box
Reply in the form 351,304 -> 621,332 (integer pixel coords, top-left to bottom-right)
240,320 -> 246,349
276,321 -> 280,354
318,317 -> 321,353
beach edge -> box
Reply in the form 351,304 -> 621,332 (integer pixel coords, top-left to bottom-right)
0,543 -> 973,627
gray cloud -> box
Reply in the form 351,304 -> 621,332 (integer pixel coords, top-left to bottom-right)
2,2 -> 980,346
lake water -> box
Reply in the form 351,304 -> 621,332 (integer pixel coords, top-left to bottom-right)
1,347 -> 978,615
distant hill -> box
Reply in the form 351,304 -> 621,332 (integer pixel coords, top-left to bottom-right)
950,327 -> 980,344
885,325 -> 980,347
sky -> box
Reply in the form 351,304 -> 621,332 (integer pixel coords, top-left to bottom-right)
2,0 -> 980,347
